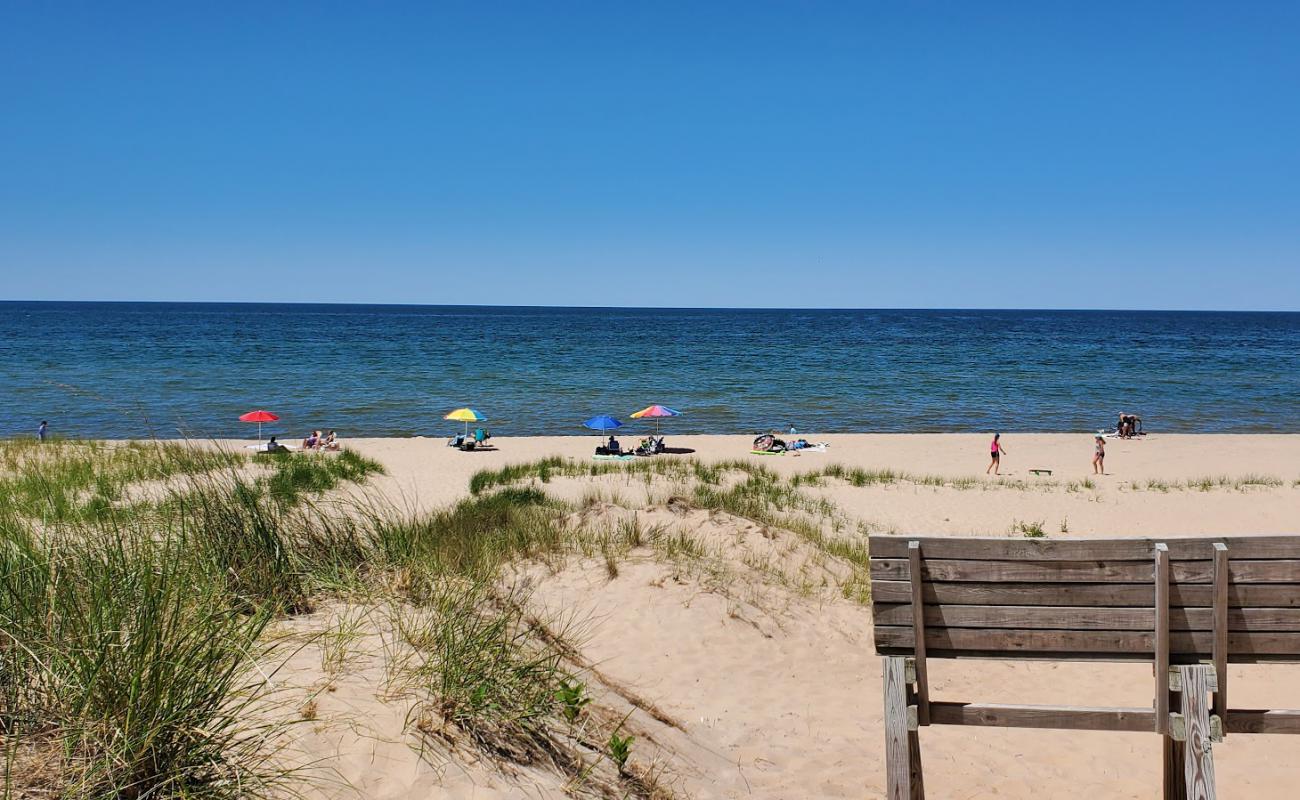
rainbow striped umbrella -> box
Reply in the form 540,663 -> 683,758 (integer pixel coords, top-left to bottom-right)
629,404 -> 680,434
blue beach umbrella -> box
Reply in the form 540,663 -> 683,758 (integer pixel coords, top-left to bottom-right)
584,415 -> 623,449
583,415 -> 623,432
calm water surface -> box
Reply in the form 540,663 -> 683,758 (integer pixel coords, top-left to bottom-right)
2,302 -> 1297,438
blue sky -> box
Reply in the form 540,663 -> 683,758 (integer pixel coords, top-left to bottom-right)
2,3 -> 1297,310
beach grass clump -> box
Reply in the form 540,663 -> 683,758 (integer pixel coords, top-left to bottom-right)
370,487 -> 560,582
179,479 -> 312,612
0,441 -> 400,798
469,457 -> 568,494
1012,519 -> 1047,538
1232,473 -> 1284,489
0,439 -> 245,523
389,581 -> 566,748
261,448 -> 384,506
0,515 -> 278,799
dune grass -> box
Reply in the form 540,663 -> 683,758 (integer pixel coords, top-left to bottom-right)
0,439 -> 245,524
0,502 -> 280,798
2,441 -> 659,798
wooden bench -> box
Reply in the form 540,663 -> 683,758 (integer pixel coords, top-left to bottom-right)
869,535 -> 1300,799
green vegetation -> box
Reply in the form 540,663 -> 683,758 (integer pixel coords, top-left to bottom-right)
261,448 -> 384,505
0,440 -> 394,798
1012,519 -> 1047,538
556,679 -> 593,724
469,456 -> 1294,504
0,439 -> 243,524
0,494 -> 278,797
608,730 -> 634,772
0,441 -> 676,799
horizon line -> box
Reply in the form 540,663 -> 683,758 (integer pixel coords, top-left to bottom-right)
3,299 -> 1298,314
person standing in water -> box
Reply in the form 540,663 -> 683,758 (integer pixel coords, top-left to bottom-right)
1092,435 -> 1106,474
37,420 -> 48,442
987,433 -> 1007,475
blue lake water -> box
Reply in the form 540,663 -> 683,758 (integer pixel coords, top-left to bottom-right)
2,302 -> 1297,438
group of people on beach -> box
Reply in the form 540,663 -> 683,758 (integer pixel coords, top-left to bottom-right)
302,430 -> 339,451
987,430 -> 1114,476
597,434 -> 665,457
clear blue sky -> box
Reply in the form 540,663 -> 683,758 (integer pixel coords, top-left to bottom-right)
2,2 -> 1298,310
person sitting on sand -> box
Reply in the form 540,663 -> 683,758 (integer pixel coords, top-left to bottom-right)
266,436 -> 286,453
322,430 -> 339,450
987,433 -> 1007,475
303,430 -> 320,450
606,435 -> 621,453
1093,435 -> 1106,474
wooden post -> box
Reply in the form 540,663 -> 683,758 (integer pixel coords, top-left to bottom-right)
1179,665 -> 1217,799
1164,734 -> 1188,800
884,656 -> 924,799
907,541 -> 930,725
907,720 -> 925,800
1155,543 -> 1170,734
1211,543 -> 1229,735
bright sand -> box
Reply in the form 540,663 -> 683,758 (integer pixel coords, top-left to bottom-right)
263,434 -> 1300,798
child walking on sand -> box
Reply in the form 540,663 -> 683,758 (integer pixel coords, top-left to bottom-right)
1092,435 -> 1106,474
987,433 -> 1007,475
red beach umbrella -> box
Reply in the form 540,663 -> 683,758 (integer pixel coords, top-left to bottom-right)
239,409 -> 280,441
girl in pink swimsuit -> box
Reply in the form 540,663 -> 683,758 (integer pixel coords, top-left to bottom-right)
987,433 -> 1007,475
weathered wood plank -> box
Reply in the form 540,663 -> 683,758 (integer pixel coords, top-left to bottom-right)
928,701 -> 1154,731
1212,544 -> 1229,730
871,580 -> 1300,608
1157,544 -> 1171,734
872,626 -> 1300,658
1164,735 -> 1188,800
908,542 -> 930,726
869,535 -> 1300,562
870,558 -> 1159,583
926,701 -> 1300,734
1179,665 -> 1217,799
871,536 -> 1163,561
1224,709 -> 1300,734
883,656 -> 914,800
872,604 -> 1300,632
907,729 -> 925,800
1175,560 -> 1300,584
870,557 -> 1300,585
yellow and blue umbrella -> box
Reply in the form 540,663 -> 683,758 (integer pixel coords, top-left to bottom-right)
629,404 -> 680,434
444,407 -> 486,437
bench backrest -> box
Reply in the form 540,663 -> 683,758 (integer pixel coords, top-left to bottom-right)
869,535 -> 1300,662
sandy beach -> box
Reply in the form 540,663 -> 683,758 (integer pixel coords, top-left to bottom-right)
338,432 -> 1300,529
243,433 -> 1300,799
